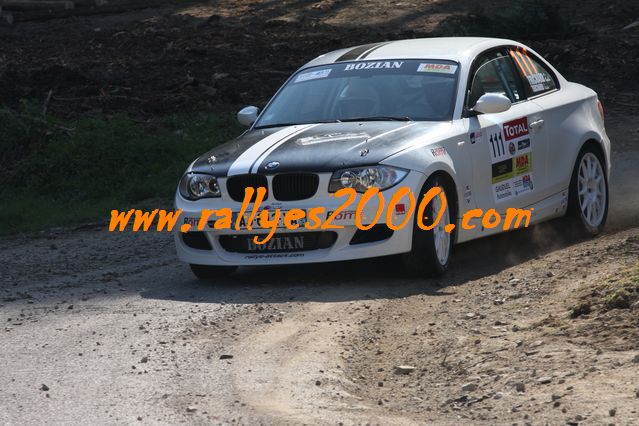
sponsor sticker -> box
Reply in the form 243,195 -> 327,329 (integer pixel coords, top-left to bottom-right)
503,117 -> 529,141
513,173 -> 534,196
326,210 -> 356,222
522,174 -> 533,190
464,186 -> 472,204
514,153 -> 532,175
247,235 -> 305,252
416,63 -> 458,74
494,181 -> 513,201
183,217 -> 198,226
395,204 -> 406,215
492,159 -> 514,184
508,141 -> 516,155
233,209 -> 308,229
430,147 -> 447,157
244,253 -> 305,259
294,68 -> 332,83
470,130 -> 482,145
526,72 -> 554,93
295,132 -> 369,146
344,61 -> 404,71
487,117 -> 534,202
517,138 -> 530,151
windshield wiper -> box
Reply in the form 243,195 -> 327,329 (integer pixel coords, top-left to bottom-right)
337,116 -> 413,122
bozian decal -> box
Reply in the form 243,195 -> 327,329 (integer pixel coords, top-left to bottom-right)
344,61 -> 404,71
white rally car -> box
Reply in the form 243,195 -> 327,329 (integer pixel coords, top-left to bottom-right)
175,37 -> 610,279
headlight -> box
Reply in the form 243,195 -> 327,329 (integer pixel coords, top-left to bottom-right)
328,166 -> 408,193
178,173 -> 221,200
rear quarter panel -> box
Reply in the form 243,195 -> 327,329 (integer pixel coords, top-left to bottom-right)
531,82 -> 610,196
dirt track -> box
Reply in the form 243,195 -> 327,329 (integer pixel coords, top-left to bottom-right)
1,114 -> 638,424
1,216 -> 638,424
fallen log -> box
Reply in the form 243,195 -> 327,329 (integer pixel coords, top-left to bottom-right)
1,0 -> 74,11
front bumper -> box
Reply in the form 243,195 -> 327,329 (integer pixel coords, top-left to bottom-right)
173,171 -> 425,266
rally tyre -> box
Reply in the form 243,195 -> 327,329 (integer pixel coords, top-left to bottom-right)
189,264 -> 238,280
402,176 -> 454,277
566,145 -> 608,236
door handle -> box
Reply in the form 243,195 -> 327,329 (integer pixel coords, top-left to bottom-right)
529,119 -> 544,129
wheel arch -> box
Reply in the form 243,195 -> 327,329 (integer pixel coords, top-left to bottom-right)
579,138 -> 607,173
424,169 -> 460,243
569,121 -> 610,176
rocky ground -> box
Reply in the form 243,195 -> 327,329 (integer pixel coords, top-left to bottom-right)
0,215 -> 638,425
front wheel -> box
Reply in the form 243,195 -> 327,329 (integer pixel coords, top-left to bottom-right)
189,264 -> 238,280
402,176 -> 454,277
566,146 -> 608,236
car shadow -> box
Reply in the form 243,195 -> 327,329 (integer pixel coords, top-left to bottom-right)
140,221 -> 580,305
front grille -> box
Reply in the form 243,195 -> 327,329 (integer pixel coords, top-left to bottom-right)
272,173 -> 319,201
219,231 -> 337,253
226,174 -> 268,202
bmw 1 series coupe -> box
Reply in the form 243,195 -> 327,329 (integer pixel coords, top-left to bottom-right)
174,37 -> 610,279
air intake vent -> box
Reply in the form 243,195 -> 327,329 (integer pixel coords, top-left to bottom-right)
272,173 -> 319,201
350,225 -> 394,245
226,174 -> 268,202
182,232 -> 212,250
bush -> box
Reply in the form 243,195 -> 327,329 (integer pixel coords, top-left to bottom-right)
0,106 -> 243,233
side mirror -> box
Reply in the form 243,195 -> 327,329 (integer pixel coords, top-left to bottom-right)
472,93 -> 512,114
237,106 -> 259,127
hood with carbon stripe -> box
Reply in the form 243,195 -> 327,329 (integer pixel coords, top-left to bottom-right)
190,121 -> 449,176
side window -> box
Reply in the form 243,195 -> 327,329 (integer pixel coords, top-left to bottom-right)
509,48 -> 557,96
468,55 -> 526,107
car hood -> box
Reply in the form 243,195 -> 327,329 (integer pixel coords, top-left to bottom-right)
190,121 -> 451,176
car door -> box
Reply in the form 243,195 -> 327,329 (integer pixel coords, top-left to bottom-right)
508,47 -> 565,199
465,51 -> 549,215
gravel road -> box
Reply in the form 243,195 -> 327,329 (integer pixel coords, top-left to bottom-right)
1,115 -> 638,424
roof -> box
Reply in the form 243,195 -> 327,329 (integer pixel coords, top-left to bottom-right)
302,37 -> 523,70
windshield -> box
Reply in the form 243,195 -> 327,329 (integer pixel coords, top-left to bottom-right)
254,59 -> 459,129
